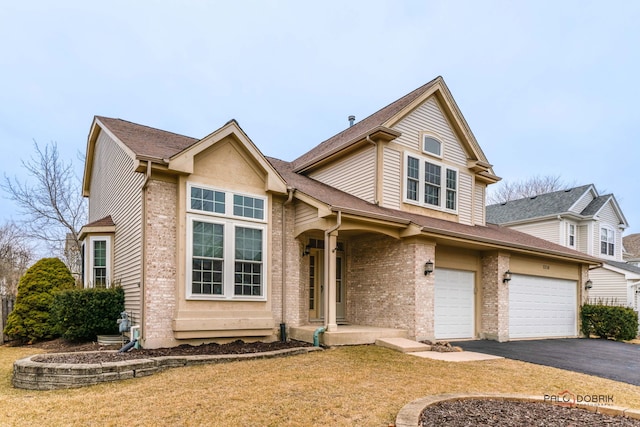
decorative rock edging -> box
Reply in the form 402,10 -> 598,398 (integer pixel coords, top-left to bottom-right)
395,393 -> 640,427
13,347 -> 321,390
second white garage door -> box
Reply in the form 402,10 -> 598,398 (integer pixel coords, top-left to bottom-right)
509,274 -> 577,339
435,269 -> 475,339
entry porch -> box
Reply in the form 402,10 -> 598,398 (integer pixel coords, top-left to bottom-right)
289,324 -> 408,346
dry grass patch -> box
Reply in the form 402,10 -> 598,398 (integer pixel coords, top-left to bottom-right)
1,344 -> 640,426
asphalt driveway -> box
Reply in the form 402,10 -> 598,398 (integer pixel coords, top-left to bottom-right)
453,338 -> 640,386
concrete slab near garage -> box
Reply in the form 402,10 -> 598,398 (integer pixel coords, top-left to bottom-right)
375,338 -> 504,361
375,337 -> 431,353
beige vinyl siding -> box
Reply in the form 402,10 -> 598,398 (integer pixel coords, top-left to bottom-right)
473,182 -> 485,226
295,201 -> 318,228
577,224 -> 589,253
588,267 -> 628,304
90,130 -> 144,324
392,96 -> 468,168
309,145 -> 375,203
458,172 -> 473,225
382,146 -> 401,209
571,192 -> 594,213
510,220 -> 560,244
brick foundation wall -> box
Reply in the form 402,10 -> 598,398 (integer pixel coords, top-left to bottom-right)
143,179 -> 178,348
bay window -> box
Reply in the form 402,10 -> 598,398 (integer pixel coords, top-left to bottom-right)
405,153 -> 458,212
187,184 -> 267,300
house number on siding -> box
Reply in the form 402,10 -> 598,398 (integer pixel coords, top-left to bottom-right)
542,265 -> 550,270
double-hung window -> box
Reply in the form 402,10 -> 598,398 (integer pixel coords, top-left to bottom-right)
568,224 -> 576,248
405,153 -> 458,212
85,236 -> 111,288
600,226 -> 615,257
187,184 -> 267,300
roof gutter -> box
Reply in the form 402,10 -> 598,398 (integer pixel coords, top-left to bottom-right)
294,126 -> 400,173
419,225 -> 601,265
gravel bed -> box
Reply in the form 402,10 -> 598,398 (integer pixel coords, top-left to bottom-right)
420,399 -> 640,426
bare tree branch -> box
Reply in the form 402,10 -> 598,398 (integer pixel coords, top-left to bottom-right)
0,222 -> 33,296
1,141 -> 86,276
487,174 -> 575,205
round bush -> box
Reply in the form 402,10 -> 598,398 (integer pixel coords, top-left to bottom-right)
3,257 -> 75,343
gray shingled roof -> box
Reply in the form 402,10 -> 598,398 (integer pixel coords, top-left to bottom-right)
606,260 -> 640,275
486,184 -> 595,224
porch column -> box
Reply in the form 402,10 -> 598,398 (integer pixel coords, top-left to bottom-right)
480,251 -> 510,342
324,231 -> 338,332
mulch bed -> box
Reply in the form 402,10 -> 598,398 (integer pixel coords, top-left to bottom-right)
420,399 -> 640,426
31,339 -> 313,364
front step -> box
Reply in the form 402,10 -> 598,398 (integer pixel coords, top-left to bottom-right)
375,337 -> 431,353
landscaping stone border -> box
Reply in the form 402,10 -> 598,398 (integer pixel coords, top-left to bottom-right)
13,347 -> 321,390
395,393 -> 640,427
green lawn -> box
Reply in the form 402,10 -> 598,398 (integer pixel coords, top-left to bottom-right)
1,344 -> 640,426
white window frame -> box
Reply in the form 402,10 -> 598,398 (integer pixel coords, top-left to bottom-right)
186,183 -> 268,301
403,152 -> 458,213
567,223 -> 576,248
187,183 -> 266,222
86,236 -> 111,288
600,225 -> 615,257
421,133 -> 443,159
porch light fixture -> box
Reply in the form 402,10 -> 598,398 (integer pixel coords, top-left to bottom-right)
503,270 -> 512,283
585,280 -> 593,290
302,245 -> 311,257
424,260 -> 434,276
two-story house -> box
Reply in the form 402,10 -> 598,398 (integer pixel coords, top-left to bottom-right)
487,185 -> 640,308
80,76 -> 598,348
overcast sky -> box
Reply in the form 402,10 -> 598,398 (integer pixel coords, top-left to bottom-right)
1,1 -> 639,247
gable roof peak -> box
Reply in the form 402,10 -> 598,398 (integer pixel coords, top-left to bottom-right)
292,76 -> 444,172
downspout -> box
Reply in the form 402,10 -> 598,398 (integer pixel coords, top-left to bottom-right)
139,160 -> 152,346
280,186 -> 295,342
366,135 -> 380,205
323,210 -> 342,334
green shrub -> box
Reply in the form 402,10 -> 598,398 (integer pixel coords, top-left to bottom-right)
51,286 -> 125,342
581,303 -> 638,341
3,258 -> 75,343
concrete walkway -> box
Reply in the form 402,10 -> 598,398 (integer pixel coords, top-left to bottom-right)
376,338 -> 503,362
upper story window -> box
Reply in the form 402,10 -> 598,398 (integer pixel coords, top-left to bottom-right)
568,224 -> 576,248
405,153 -> 457,212
423,135 -> 442,158
187,183 -> 267,300
600,226 -> 615,256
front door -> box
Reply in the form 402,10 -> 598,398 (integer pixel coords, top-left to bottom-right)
308,249 -> 345,321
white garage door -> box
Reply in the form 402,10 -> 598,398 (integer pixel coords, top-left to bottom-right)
435,269 -> 475,339
509,274 -> 577,339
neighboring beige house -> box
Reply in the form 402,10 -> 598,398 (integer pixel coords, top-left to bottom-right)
624,233 -> 640,267
487,185 -> 640,308
80,76 -> 598,349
